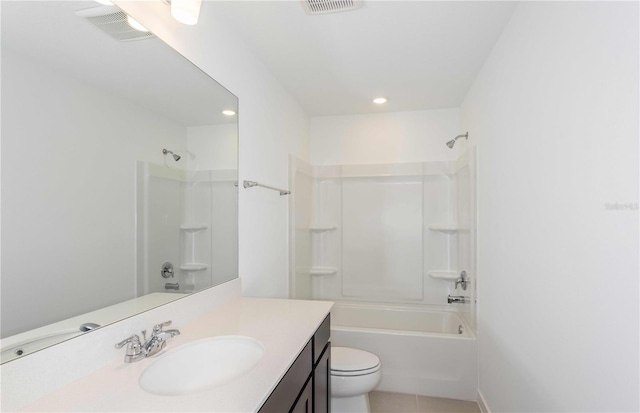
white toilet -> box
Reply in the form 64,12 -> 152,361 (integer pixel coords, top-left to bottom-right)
331,347 -> 382,413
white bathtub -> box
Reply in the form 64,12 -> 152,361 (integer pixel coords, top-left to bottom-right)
330,302 -> 477,400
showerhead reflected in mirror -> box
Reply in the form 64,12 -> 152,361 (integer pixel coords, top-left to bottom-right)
163,149 -> 182,161
446,132 -> 469,149
1,1 -> 238,363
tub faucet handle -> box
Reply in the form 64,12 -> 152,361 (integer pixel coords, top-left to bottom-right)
455,270 -> 469,291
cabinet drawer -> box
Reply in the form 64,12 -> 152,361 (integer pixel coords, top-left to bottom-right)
259,341 -> 313,413
313,314 -> 330,365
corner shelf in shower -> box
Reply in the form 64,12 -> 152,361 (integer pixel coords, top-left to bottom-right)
428,224 -> 459,233
309,225 -> 337,233
180,263 -> 209,272
310,267 -> 338,276
427,271 -> 459,281
180,224 -> 208,232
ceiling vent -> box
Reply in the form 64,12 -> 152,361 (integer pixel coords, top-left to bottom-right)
300,0 -> 363,15
75,6 -> 155,42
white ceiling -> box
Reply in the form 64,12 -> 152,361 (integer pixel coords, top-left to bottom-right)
2,1 -> 238,126
210,1 -> 518,116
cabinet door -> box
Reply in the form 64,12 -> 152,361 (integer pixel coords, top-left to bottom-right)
314,343 -> 331,413
259,342 -> 312,413
291,378 -> 313,413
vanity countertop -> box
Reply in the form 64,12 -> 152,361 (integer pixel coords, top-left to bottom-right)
20,297 -> 334,412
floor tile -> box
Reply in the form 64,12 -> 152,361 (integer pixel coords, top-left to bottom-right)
417,395 -> 481,413
370,391 -> 419,413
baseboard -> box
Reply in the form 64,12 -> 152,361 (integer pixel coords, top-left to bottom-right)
477,389 -> 491,413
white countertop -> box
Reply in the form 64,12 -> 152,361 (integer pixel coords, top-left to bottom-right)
20,297 -> 333,412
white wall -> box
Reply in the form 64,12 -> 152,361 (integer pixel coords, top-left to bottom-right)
187,124 -> 238,171
460,2 -> 639,411
116,1 -> 310,298
310,108 -> 460,165
1,49 -> 186,337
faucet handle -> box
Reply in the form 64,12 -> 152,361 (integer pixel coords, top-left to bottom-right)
115,334 -> 140,349
152,320 -> 172,334
115,334 -> 141,349
115,334 -> 145,363
455,270 -> 469,291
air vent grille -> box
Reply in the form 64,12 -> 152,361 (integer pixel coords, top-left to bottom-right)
301,0 -> 363,15
75,6 -> 154,42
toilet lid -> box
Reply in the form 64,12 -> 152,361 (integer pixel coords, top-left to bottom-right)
331,347 -> 380,376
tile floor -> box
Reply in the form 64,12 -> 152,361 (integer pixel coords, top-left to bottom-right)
369,391 -> 481,413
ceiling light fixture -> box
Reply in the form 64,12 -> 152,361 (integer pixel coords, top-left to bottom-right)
126,15 -> 149,32
162,0 -> 202,26
373,97 -> 388,104
222,110 -> 236,116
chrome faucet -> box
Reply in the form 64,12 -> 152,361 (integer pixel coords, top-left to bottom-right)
448,295 -> 470,304
142,321 -> 181,357
115,320 -> 180,363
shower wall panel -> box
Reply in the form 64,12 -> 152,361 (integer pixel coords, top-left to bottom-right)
291,168 -> 314,299
140,173 -> 183,295
341,177 -> 424,300
455,150 -> 477,331
209,180 -> 238,287
288,157 -> 474,309
311,178 -> 342,299
423,174 -> 456,304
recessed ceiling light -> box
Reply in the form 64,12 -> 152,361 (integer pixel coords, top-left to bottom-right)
373,97 -> 388,104
127,15 -> 149,32
222,110 -> 236,116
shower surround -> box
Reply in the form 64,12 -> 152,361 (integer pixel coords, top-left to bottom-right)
290,153 -> 476,323
289,151 -> 477,398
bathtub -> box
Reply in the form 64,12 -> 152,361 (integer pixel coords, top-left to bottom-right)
330,302 -> 477,400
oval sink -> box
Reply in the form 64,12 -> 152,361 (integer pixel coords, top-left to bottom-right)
139,335 -> 264,396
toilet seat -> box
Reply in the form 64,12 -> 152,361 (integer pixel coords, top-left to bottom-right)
331,347 -> 380,377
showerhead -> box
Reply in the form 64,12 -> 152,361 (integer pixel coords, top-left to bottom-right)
162,148 -> 181,161
446,132 -> 468,149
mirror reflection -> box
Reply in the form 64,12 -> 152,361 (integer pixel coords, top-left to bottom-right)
0,1 -> 238,363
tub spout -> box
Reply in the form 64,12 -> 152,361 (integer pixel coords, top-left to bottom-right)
447,295 -> 469,304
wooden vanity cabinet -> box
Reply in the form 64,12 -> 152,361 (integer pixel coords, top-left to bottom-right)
259,314 -> 331,413
313,340 -> 331,413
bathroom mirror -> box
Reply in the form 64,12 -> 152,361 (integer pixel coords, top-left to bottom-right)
0,1 -> 238,363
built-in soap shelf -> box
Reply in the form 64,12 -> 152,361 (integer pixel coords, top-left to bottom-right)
180,224 -> 208,232
309,224 -> 337,233
180,223 -> 209,273
428,224 -> 459,233
310,267 -> 338,276
428,270 -> 459,281
180,263 -> 209,272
